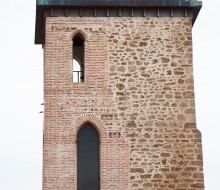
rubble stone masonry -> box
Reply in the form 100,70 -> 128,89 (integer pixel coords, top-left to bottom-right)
43,17 -> 204,189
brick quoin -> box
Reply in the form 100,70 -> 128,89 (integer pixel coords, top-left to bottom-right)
35,1 -> 204,189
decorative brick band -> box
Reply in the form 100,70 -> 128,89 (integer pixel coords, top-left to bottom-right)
51,97 -> 115,106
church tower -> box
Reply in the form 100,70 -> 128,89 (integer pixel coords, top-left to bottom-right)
35,0 -> 204,189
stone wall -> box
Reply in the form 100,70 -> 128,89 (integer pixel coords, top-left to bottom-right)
43,17 -> 204,189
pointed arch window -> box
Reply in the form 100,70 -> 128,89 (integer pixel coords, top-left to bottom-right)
72,34 -> 85,83
77,124 -> 100,190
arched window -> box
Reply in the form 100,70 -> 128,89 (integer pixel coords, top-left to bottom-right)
77,124 -> 100,190
72,34 -> 85,83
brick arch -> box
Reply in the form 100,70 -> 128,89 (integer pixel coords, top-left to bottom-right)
70,113 -> 108,142
69,29 -> 88,42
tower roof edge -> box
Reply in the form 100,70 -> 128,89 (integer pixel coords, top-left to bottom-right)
36,0 -> 202,7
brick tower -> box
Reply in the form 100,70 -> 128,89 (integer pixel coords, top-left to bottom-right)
35,0 -> 204,189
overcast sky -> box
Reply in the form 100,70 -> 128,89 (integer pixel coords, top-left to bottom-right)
0,0 -> 219,189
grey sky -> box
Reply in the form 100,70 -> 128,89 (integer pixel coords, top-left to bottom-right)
0,0 -> 219,189
193,0 -> 220,189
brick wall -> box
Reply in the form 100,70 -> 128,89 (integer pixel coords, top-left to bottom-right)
43,17 -> 204,190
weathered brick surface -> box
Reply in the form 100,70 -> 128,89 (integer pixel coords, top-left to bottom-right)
43,17 -> 204,189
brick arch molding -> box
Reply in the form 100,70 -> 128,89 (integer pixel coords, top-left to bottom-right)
70,113 -> 108,142
69,29 -> 88,42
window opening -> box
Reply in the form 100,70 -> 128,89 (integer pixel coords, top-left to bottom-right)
72,34 -> 85,83
73,59 -> 83,82
77,124 -> 100,190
